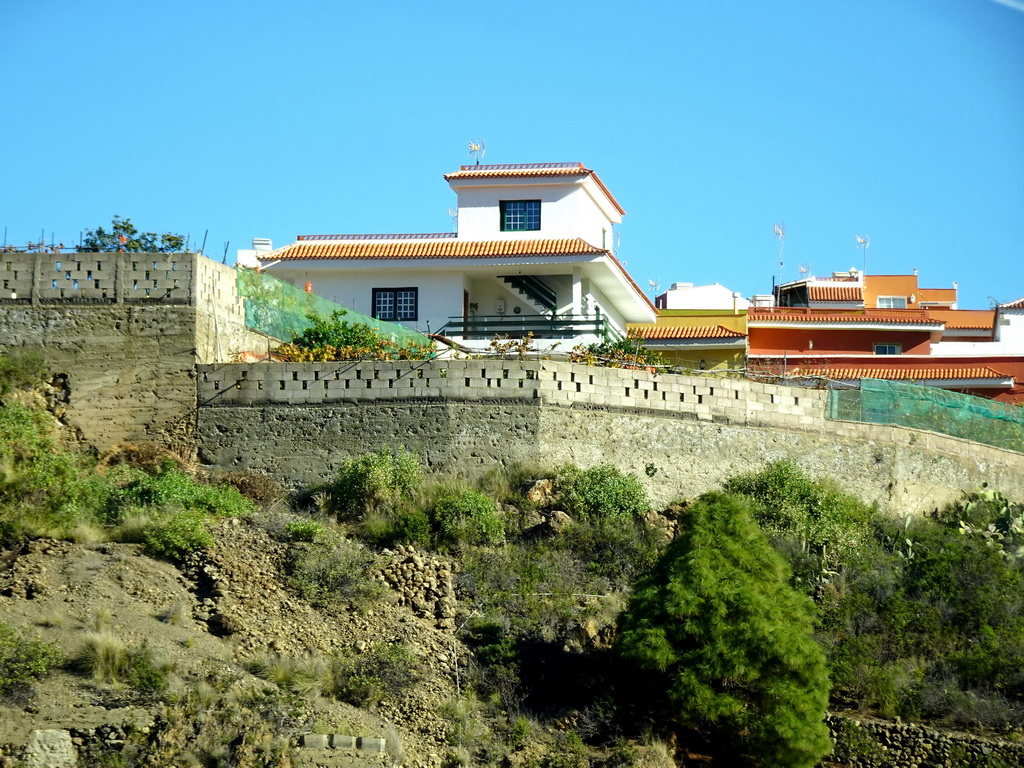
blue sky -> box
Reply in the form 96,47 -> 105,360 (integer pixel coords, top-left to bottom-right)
3,0 -> 1022,310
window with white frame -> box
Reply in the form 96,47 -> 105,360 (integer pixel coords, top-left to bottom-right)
873,343 -> 901,355
877,296 -> 907,309
500,200 -> 541,231
372,288 -> 418,322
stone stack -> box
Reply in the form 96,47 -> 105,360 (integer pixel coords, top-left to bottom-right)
375,547 -> 456,630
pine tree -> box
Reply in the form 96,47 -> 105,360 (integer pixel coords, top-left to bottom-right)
616,491 -> 833,768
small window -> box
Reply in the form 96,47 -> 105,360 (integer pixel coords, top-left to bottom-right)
874,343 -> 901,355
877,296 -> 907,309
500,200 -> 541,231
373,287 -> 418,322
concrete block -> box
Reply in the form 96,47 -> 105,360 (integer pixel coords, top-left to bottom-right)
301,733 -> 329,749
330,734 -> 356,749
358,737 -> 386,753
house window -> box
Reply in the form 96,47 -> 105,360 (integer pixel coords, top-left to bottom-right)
500,200 -> 541,231
372,288 -> 418,321
873,343 -> 901,355
877,296 -> 907,309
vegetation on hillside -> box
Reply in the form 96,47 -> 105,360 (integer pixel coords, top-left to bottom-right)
4,351 -> 1024,765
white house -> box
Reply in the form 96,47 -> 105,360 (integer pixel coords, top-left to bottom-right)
259,163 -> 656,351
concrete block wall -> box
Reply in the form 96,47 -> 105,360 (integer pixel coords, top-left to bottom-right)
1,252 -> 198,304
197,359 -> 545,407
0,253 -> 270,452
195,359 -> 1024,510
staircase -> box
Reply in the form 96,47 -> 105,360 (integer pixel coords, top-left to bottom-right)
499,275 -> 557,315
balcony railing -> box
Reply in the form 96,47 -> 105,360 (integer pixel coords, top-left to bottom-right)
438,313 -> 608,340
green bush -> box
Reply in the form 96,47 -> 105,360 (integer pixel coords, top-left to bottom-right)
616,491 -> 832,768
433,490 -> 505,547
0,621 -> 63,700
113,464 -> 254,519
283,518 -> 329,542
322,642 -> 418,707
0,402 -> 115,533
325,449 -> 422,521
143,509 -> 214,561
360,507 -> 433,548
288,531 -> 385,608
554,464 -> 649,521
725,460 -> 872,588
0,349 -> 46,396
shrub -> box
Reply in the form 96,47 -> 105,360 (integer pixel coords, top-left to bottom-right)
143,509 -> 214,561
113,464 -> 254,519
0,621 -> 63,701
75,633 -> 168,694
288,531 -> 385,608
360,507 -> 433,548
0,349 -> 46,396
433,489 -> 505,547
322,642 -> 418,707
568,333 -> 667,369
325,449 -> 422,521
725,460 -> 872,588
283,518 -> 329,543
555,464 -> 649,521
616,491 -> 832,768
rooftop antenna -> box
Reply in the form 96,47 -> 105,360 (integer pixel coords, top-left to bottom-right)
774,223 -> 786,288
468,140 -> 486,165
447,208 -> 458,233
648,278 -> 660,298
855,234 -> 870,273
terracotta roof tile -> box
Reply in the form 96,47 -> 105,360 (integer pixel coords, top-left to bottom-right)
807,285 -> 863,302
443,162 -> 626,215
748,308 -> 941,326
1001,297 -> 1024,309
268,238 -> 608,261
791,365 -> 1011,381
632,324 -> 746,340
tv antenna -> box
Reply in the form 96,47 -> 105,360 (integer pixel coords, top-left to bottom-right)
774,223 -> 786,287
468,140 -> 486,165
648,278 -> 660,298
447,208 -> 458,232
855,234 -> 870,273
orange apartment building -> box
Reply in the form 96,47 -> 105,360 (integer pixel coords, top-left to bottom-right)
748,271 -> 1023,401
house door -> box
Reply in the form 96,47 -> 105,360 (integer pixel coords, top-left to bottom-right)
463,290 -> 469,335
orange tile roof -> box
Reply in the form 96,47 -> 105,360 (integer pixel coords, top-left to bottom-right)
1001,297 -> 1024,309
748,308 -> 941,326
791,365 -> 1011,382
268,237 -> 608,261
807,285 -> 863,302
443,162 -> 626,215
632,324 -> 746,340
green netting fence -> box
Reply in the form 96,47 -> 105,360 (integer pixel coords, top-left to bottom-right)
236,268 -> 431,347
828,379 -> 1024,453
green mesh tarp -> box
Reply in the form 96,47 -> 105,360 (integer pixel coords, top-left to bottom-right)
828,379 -> 1024,453
236,268 -> 431,346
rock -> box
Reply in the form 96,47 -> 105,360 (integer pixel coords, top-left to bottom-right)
24,729 -> 77,768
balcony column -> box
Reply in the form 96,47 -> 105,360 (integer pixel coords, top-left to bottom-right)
572,269 -> 582,316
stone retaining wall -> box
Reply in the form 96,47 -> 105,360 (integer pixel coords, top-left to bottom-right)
196,360 -> 1024,511
827,713 -> 1024,767
0,254 -> 268,452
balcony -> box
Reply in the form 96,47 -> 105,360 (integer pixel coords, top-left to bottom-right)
438,312 -> 610,341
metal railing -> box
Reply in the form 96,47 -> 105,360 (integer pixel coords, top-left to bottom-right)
438,313 -> 608,340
